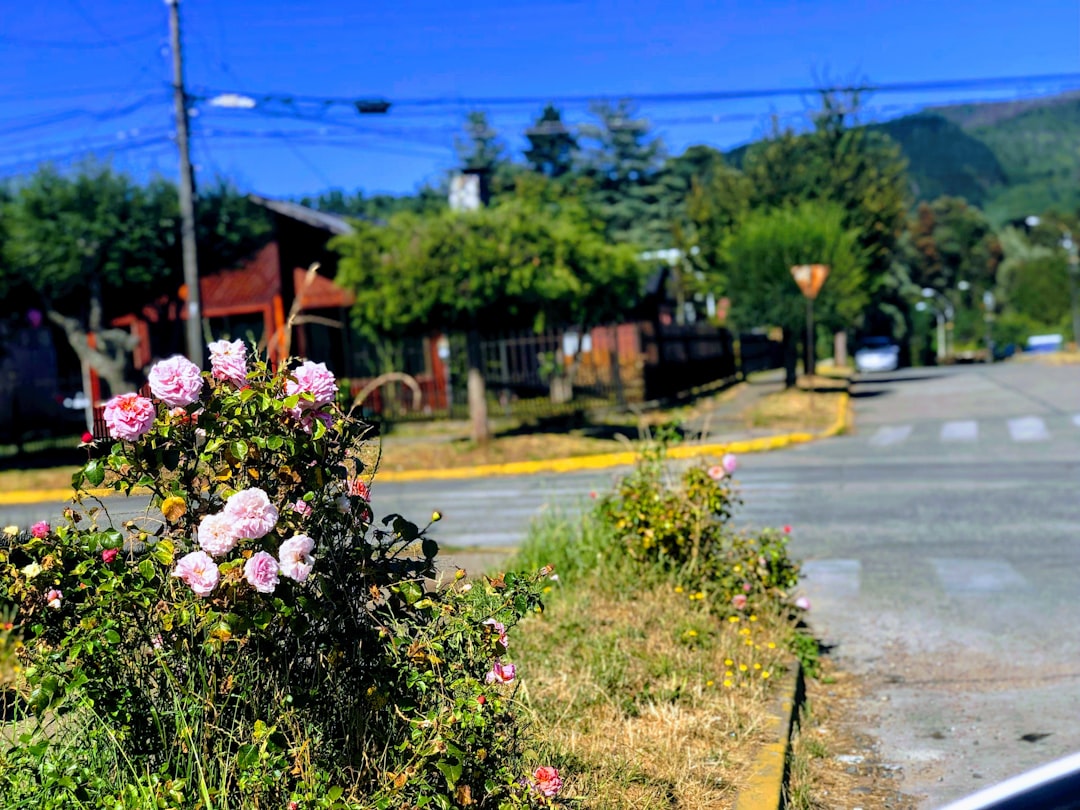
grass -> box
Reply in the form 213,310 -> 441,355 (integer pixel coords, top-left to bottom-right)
744,388 -> 843,433
503,510 -> 798,807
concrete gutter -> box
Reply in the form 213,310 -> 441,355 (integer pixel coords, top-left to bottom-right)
0,393 -> 850,502
734,662 -> 806,810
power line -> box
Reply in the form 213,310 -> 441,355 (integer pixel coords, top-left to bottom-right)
190,71 -> 1080,112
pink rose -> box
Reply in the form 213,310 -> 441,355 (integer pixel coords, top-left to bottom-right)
722,453 -> 738,475
103,392 -> 156,441
742,582 -> 751,593
101,547 -> 119,564
482,618 -> 509,651
783,524 -> 792,534
45,588 -> 63,609
172,550 -> 219,597
794,596 -> 811,611
278,534 -> 315,582
208,339 -> 248,387
285,361 -> 337,418
30,521 -> 50,539
293,499 -> 312,517
295,409 -> 333,435
197,512 -> 238,557
531,766 -> 563,798
81,431 -> 94,444
244,551 -> 279,593
707,465 -> 725,481
348,478 -> 370,501
148,355 -> 204,408
731,593 -> 748,610
485,661 -> 516,685
223,488 -> 279,540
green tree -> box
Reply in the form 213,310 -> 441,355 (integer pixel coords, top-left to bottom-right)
579,100 -> 670,248
2,165 -> 178,396
723,201 -> 864,384
332,195 -> 642,441
524,104 -> 578,179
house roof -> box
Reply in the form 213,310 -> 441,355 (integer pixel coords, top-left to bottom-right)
249,195 -> 355,235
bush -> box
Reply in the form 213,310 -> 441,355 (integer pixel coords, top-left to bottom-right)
0,348 -> 558,809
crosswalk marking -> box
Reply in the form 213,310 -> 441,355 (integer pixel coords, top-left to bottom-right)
1072,414 -> 1080,428
1007,416 -> 1049,442
869,425 -> 913,446
940,420 -> 978,442
929,558 -> 1029,595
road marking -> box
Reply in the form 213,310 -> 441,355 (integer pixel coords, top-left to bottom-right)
929,558 -> 1029,595
940,420 -> 978,442
1073,414 -> 1080,428
869,425 -> 912,446
800,559 -> 861,599
1007,416 -> 1049,442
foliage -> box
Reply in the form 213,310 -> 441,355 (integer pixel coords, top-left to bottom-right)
994,225 -> 1073,342
524,105 -> 578,180
593,445 -> 800,616
333,193 -> 644,339
0,353 -> 555,809
578,100 -> 671,249
722,201 -> 865,334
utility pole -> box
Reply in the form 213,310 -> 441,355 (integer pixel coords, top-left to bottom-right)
167,0 -> 203,367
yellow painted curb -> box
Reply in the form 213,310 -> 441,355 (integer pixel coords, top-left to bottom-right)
0,486 -> 145,506
734,663 -> 804,810
0,393 -> 851,500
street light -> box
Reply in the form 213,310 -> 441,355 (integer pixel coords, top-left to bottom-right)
1025,215 -> 1080,346
919,291 -> 951,363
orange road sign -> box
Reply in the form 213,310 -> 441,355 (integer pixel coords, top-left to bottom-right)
790,264 -> 830,299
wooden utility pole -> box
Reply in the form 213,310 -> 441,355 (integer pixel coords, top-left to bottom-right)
167,0 -> 203,367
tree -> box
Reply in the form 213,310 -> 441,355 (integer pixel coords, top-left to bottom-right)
524,104 -> 578,179
723,201 -> 864,385
579,100 -> 670,248
332,194 -> 643,441
2,165 -> 178,397
741,92 -> 909,319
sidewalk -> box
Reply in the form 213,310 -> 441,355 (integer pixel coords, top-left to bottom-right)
680,370 -> 787,442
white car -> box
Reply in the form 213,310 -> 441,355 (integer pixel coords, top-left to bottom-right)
854,337 -> 900,373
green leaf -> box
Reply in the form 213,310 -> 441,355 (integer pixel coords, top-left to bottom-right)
231,439 -> 249,460
283,394 -> 300,410
138,559 -> 156,582
83,459 -> 105,487
327,787 -> 343,802
236,744 -> 260,770
266,435 -> 284,450
152,538 -> 175,566
239,387 -> 256,403
397,581 -> 423,606
422,538 -> 439,559
104,629 -> 121,644
435,756 -> 462,790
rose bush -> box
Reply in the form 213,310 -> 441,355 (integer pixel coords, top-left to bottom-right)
0,349 -> 558,809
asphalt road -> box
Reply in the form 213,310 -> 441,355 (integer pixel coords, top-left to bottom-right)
4,361 -> 1079,807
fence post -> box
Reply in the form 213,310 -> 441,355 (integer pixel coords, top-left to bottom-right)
608,325 -> 626,409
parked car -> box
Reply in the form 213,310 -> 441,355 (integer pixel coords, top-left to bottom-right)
854,336 -> 900,373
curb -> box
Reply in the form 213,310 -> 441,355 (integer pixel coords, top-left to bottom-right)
734,661 -> 806,810
0,393 -> 850,503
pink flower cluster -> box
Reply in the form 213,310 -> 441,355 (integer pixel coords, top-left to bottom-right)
174,487 -> 316,597
531,766 -> 563,798
208,339 -> 248,387
148,355 -> 204,408
30,521 -> 50,539
285,360 -> 337,431
707,452 -> 738,481
482,617 -> 517,685
103,392 -> 156,441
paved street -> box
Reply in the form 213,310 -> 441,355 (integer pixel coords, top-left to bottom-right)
3,361 -> 1079,807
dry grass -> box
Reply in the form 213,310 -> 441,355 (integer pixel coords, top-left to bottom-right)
743,389 -> 841,433
514,577 -> 795,808
784,662 -> 917,810
374,432 -> 623,473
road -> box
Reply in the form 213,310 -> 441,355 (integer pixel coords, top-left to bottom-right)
3,361 -> 1079,807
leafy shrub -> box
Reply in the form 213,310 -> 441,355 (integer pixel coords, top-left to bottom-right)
0,348 -> 557,809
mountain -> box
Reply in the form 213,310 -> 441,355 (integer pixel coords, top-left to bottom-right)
724,91 -> 1080,224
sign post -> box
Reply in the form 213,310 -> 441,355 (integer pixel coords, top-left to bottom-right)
790,264 -> 830,379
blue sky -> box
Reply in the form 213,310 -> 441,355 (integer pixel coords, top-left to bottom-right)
1,1 -> 1078,198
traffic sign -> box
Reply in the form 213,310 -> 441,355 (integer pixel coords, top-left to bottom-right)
790,264 -> 830,299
